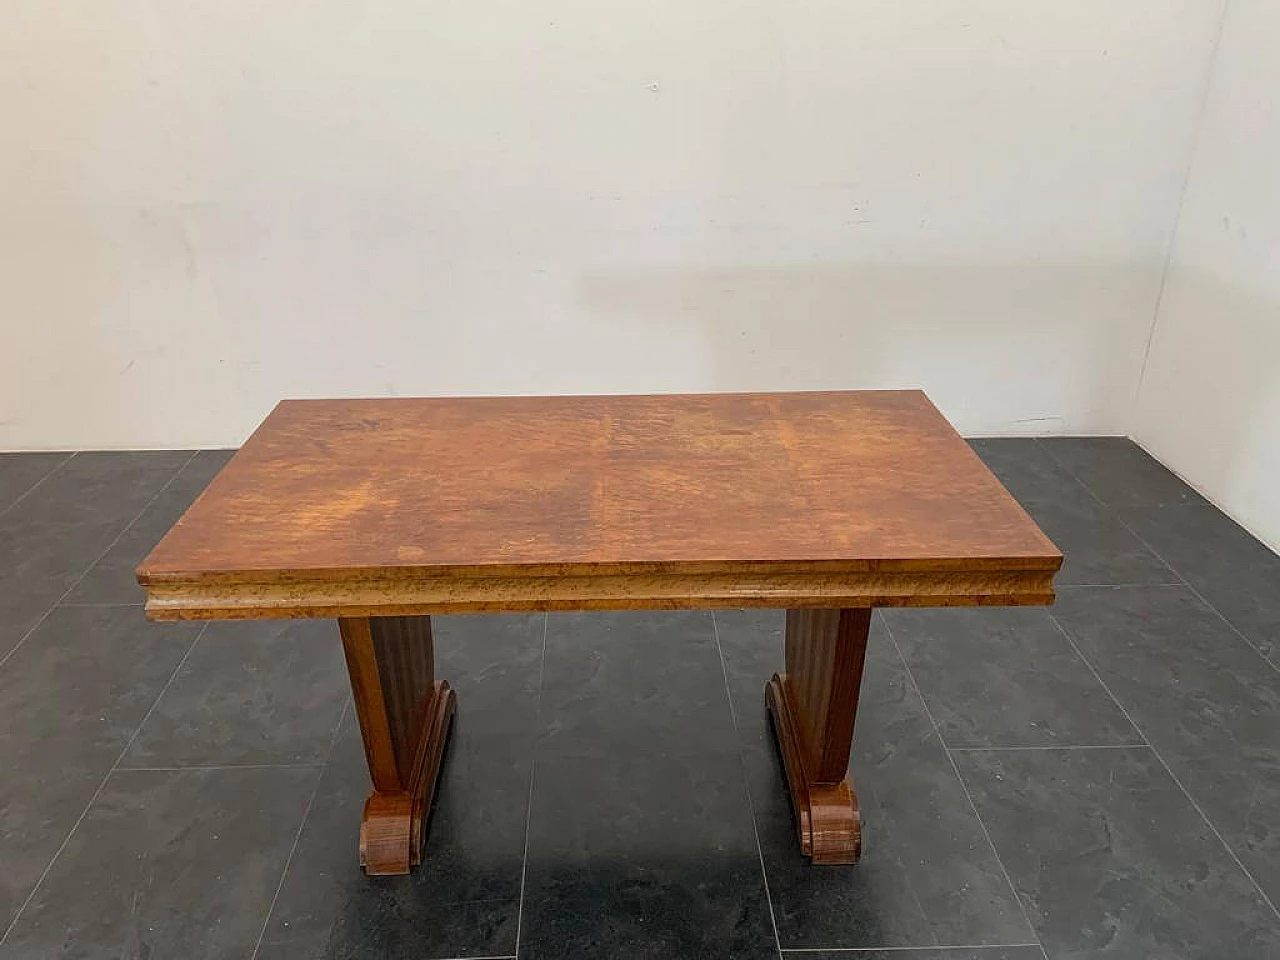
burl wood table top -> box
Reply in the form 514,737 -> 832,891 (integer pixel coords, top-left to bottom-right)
137,390 -> 1061,619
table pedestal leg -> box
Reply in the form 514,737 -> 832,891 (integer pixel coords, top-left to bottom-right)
766,607 -> 871,865
339,615 -> 456,876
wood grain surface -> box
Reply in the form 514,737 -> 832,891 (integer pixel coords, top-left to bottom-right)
137,391 -> 1060,618
784,608 -> 871,782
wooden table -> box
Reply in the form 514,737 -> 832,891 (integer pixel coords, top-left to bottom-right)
137,390 -> 1060,874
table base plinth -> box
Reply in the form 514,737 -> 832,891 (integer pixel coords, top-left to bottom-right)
766,673 -> 862,864
765,608 -> 871,865
344,606 -> 867,872
340,615 -> 456,876
358,680 -> 456,875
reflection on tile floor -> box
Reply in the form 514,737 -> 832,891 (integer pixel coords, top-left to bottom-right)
0,440 -> 1277,959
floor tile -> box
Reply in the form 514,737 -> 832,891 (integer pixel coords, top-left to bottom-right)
433,612 -> 545,741
5,450 -> 194,528
0,767 -> 318,960
1053,585 -> 1280,906
964,440 -> 1165,588
66,450 -> 236,604
1038,437 -> 1206,509
791,950 -> 1043,960
0,452 -> 70,515
520,753 -> 776,960
882,607 -> 1140,748
968,438 -> 1083,505
718,612 -> 1033,949
122,618 -> 349,767
1119,498 -> 1280,663
1015,484 -> 1170,586
538,611 -> 737,758
0,605 -> 200,932
956,746 -> 1280,960
255,898 -> 517,960
258,712 -> 525,960
714,608 -> 783,748
0,451 -> 190,659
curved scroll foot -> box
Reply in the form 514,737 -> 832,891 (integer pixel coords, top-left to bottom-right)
766,672 -> 862,864
358,680 -> 456,875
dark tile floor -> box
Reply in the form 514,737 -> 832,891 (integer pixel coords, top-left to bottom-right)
0,439 -> 1278,959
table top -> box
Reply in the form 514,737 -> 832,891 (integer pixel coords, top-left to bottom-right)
138,390 -> 1061,618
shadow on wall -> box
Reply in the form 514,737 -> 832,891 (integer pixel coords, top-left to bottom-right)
1136,262 -> 1280,541
575,259 -> 1156,434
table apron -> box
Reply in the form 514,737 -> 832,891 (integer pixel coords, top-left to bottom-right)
142,568 -> 1056,620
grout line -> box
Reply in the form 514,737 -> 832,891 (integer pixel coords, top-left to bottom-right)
1046,612 -> 1280,921
513,612 -> 549,960
1032,442 -> 1280,914
948,744 -> 1148,752
57,601 -> 145,608
117,762 -> 327,772
877,612 -> 1045,952
1031,439 -> 1134,517
1109,521 -> 1280,676
514,763 -> 538,956
1054,582 -> 1183,590
61,450 -> 197,602
1129,434 -> 1280,558
0,451 -> 77,520
0,451 -> 198,674
781,944 -> 1044,954
710,610 -> 785,960
1037,443 -> 1280,676
0,621 -> 208,947
250,697 -> 352,960
1151,576 -> 1280,675
1129,0 -> 1233,420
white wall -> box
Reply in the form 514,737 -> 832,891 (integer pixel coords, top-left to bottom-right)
1,1 -> 1223,449
1132,0 -> 1280,551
